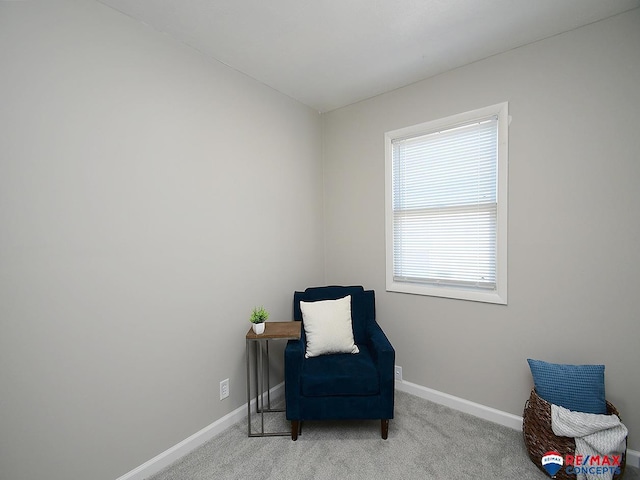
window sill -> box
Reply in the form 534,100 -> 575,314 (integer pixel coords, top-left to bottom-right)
386,280 -> 507,305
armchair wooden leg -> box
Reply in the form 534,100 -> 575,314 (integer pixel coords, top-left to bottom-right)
381,419 -> 389,439
291,420 -> 299,441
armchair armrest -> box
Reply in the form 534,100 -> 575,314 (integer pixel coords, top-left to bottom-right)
366,321 -> 395,400
284,337 -> 304,419
367,321 -> 395,364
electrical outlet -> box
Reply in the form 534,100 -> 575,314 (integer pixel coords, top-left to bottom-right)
220,378 -> 229,400
395,365 -> 403,382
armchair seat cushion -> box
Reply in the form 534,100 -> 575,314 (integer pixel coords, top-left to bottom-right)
301,345 -> 380,397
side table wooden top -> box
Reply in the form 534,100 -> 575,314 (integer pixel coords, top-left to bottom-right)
245,321 -> 301,340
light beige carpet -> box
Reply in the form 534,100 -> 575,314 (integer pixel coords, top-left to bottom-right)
150,390 -> 638,480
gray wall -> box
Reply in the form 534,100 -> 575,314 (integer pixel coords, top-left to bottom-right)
323,9 -> 640,451
0,2 -> 323,479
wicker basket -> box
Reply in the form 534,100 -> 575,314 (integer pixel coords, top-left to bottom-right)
522,389 -> 626,479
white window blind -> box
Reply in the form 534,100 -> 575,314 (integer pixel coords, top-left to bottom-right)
385,103 -> 507,304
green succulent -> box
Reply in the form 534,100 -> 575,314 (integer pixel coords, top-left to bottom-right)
250,306 -> 269,324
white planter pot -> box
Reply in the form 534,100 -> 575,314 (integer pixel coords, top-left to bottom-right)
252,322 -> 265,334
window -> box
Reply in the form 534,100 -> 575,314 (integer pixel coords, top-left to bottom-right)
385,103 -> 508,304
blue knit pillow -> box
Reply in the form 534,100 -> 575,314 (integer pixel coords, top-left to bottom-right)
527,359 -> 606,414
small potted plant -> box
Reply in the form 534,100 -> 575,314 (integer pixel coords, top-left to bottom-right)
250,306 -> 269,334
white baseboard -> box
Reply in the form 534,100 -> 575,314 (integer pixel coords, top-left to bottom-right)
626,450 -> 640,468
394,380 -> 523,430
115,382 -> 285,480
394,380 -> 640,468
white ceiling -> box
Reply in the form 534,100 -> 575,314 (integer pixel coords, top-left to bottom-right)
98,0 -> 639,112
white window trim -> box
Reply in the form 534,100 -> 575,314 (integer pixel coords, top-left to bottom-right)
384,102 -> 508,305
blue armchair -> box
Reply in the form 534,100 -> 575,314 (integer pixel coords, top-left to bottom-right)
285,286 -> 395,440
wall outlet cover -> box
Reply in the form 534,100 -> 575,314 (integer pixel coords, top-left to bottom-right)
220,378 -> 229,400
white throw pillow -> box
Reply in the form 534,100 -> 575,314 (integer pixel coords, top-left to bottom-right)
300,295 -> 360,358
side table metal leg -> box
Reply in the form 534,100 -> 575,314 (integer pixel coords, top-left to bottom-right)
246,339 -> 251,436
258,340 -> 265,435
266,340 -> 271,409
253,340 -> 259,413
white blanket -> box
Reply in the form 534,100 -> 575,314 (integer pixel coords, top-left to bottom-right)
551,404 -> 627,480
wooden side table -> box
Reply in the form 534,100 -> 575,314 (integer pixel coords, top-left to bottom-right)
245,321 -> 301,437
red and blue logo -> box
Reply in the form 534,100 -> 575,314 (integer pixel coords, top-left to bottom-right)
540,452 -> 622,477
541,451 -> 563,477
